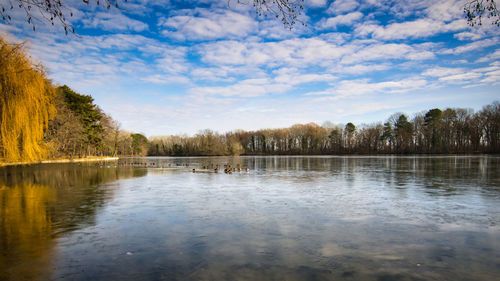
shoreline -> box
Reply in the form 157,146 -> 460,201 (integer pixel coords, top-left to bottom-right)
0,157 -> 119,167
1,154 -> 497,167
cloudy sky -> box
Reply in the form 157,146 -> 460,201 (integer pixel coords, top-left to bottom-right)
1,0 -> 499,136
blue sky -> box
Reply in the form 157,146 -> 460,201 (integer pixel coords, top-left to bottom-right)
1,0 -> 499,136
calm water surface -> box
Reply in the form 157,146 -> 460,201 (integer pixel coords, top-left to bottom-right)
1,156 -> 499,280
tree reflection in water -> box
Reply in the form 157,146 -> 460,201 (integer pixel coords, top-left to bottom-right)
1,157 -> 499,280
0,163 -> 146,280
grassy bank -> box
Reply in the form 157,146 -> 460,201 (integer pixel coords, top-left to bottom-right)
0,157 -> 119,167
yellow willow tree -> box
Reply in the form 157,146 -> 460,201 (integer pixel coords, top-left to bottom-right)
0,37 -> 56,162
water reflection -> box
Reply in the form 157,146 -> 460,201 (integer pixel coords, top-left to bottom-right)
51,156 -> 500,280
1,156 -> 500,280
0,163 -> 146,280
0,183 -> 56,280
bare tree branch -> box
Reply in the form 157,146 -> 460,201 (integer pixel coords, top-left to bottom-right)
1,0 -> 305,34
0,0 -> 124,34
247,0 -> 305,29
464,0 -> 500,26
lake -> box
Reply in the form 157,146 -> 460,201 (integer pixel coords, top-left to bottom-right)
1,156 -> 499,280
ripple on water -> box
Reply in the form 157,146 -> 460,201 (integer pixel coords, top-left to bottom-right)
1,156 -> 500,280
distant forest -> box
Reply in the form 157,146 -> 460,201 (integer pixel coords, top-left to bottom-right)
1,36 -> 499,164
148,101 -> 500,156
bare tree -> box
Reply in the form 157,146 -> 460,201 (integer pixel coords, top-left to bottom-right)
464,0 -> 499,26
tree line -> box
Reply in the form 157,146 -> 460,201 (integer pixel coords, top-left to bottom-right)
43,85 -> 149,159
0,37 -> 148,163
149,102 -> 500,156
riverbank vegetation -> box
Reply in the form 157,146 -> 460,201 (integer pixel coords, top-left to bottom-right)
0,37 -> 56,162
0,37 -> 148,163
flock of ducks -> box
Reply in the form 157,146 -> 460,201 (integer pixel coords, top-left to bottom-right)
117,161 -> 250,174
197,163 -> 250,174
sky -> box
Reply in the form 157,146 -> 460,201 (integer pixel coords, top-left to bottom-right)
0,0 -> 499,136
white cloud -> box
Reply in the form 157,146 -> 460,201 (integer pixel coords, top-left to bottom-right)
308,0 -> 328,7
191,67 -> 235,82
155,47 -> 190,74
141,75 -> 191,84
18,31 -> 194,94
425,0 -> 463,22
476,49 -> 500,63
327,0 -> 359,15
438,72 -> 483,83
422,64 -> 500,86
341,43 -> 434,64
374,0 -> 462,21
320,12 -> 363,29
475,62 -> 500,73
159,9 -> 257,40
257,19 -> 309,40
114,0 -> 173,16
329,63 -> 391,74
0,23 -> 22,36
198,38 -> 437,76
198,40 -> 270,66
190,78 -> 292,98
92,34 -> 158,50
454,32 -> 484,41
355,18 -> 467,40
273,68 -> 337,85
422,67 -> 465,77
199,38 -> 352,67
306,77 -> 428,99
481,70 -> 500,85
81,12 -> 148,32
442,38 -> 499,54
191,64 -> 267,82
320,32 -> 351,44
472,63 -> 500,85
